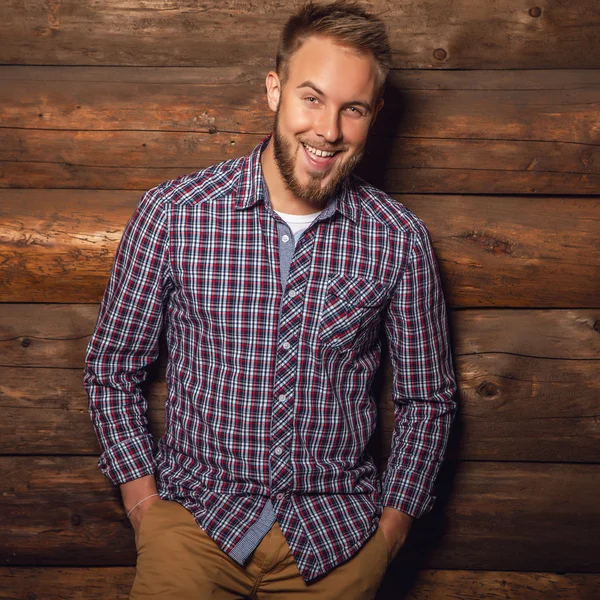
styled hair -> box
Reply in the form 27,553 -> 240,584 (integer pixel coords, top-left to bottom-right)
276,1 -> 392,96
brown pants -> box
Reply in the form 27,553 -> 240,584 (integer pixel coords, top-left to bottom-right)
130,500 -> 389,599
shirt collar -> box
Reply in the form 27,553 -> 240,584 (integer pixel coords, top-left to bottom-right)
233,136 -> 360,224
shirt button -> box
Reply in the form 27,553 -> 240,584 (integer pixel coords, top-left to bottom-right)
288,289 -> 298,298
276,493 -> 284,501
278,394 -> 287,402
282,341 -> 291,350
275,446 -> 283,456
282,234 -> 290,243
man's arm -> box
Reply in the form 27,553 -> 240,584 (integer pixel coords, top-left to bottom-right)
84,188 -> 172,521
120,474 -> 160,544
379,220 -> 457,557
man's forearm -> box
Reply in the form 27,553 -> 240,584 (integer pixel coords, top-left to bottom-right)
120,473 -> 158,515
379,506 -> 414,560
121,474 -> 161,545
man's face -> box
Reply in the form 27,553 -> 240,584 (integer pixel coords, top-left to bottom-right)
267,36 -> 382,207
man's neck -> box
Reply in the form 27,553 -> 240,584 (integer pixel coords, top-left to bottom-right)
260,137 -> 327,215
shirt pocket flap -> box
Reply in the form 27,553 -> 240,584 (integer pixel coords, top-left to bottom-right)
326,273 -> 388,308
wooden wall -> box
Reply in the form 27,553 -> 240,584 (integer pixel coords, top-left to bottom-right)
1,1 -> 599,598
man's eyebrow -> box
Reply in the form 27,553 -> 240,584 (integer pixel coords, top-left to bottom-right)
297,80 -> 326,96
296,80 -> 373,113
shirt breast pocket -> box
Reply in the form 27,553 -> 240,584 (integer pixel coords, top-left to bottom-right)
319,274 -> 389,353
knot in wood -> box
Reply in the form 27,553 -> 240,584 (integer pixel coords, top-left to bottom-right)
593,320 -> 600,333
71,513 -> 82,526
433,48 -> 447,61
461,231 -> 514,255
529,7 -> 542,18
477,381 -> 498,397
21,337 -> 31,348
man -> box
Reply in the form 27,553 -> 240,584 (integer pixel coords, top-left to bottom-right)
85,1 -> 456,598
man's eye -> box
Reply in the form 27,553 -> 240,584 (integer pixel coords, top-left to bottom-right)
346,107 -> 363,116
305,96 -> 318,104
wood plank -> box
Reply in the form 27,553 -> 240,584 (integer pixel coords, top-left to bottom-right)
3,67 -> 597,195
1,306 -> 598,462
0,129 -> 258,190
0,367 -> 165,455
2,67 -> 599,144
1,567 -> 599,600
1,457 -> 598,571
450,315 -> 600,461
0,129 -> 252,190
401,195 -> 600,308
453,310 -> 600,359
0,567 -> 133,599
0,66 -> 269,134
1,127 -> 598,195
421,461 -> 600,572
375,308 -> 600,463
0,191 -> 139,304
0,457 -> 130,565
380,569 -> 600,600
0,304 -> 98,367
1,1 -> 600,68
2,190 -> 599,306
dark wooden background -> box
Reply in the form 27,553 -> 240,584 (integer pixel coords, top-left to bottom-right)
1,1 -> 599,598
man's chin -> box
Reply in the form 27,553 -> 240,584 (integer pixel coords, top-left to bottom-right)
290,176 -> 343,206
298,162 -> 339,187
297,173 -> 333,194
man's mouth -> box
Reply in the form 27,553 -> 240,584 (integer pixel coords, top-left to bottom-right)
302,142 -> 340,158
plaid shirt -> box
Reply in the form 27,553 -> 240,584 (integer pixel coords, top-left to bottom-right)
85,139 -> 456,581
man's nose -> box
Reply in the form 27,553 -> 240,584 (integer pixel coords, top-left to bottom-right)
315,108 -> 341,144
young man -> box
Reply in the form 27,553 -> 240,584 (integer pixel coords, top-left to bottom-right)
85,2 -> 456,598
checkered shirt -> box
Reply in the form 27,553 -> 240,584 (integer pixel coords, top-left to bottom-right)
85,139 -> 457,581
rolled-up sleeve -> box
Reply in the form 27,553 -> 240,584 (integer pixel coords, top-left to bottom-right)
84,188 -> 172,485
381,220 -> 457,518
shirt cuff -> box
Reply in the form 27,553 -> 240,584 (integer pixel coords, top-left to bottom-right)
97,434 -> 156,485
381,464 -> 437,519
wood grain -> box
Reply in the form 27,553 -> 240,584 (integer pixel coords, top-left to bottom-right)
376,309 -> 600,463
1,457 -> 598,572
387,569 -> 600,600
402,195 -> 600,308
0,366 -> 166,455
0,567 -> 135,600
1,1 -> 599,69
0,304 -> 97,368
1,567 -> 599,600
2,190 -> 599,306
0,191 -> 138,304
2,66 -> 598,194
2,0 -> 599,589
1,131 -> 598,195
1,305 -> 598,462
2,67 -> 599,142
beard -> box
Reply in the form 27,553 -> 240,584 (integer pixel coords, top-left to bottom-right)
272,106 -> 364,208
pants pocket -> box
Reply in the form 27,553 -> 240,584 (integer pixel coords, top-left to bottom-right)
136,499 -> 167,551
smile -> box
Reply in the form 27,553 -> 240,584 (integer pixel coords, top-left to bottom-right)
302,143 -> 337,158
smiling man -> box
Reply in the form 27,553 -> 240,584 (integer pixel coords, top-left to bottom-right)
263,35 -> 379,212
85,2 -> 456,599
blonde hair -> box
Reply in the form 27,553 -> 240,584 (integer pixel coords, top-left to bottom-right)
276,1 -> 392,97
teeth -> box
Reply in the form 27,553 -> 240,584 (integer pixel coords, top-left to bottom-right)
303,143 -> 336,158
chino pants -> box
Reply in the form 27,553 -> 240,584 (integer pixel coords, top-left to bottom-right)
130,500 -> 389,599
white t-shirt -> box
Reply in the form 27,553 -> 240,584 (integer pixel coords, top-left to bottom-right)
275,209 -> 323,243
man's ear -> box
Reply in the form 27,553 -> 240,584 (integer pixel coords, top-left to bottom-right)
265,71 -> 282,113
370,98 -> 384,127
